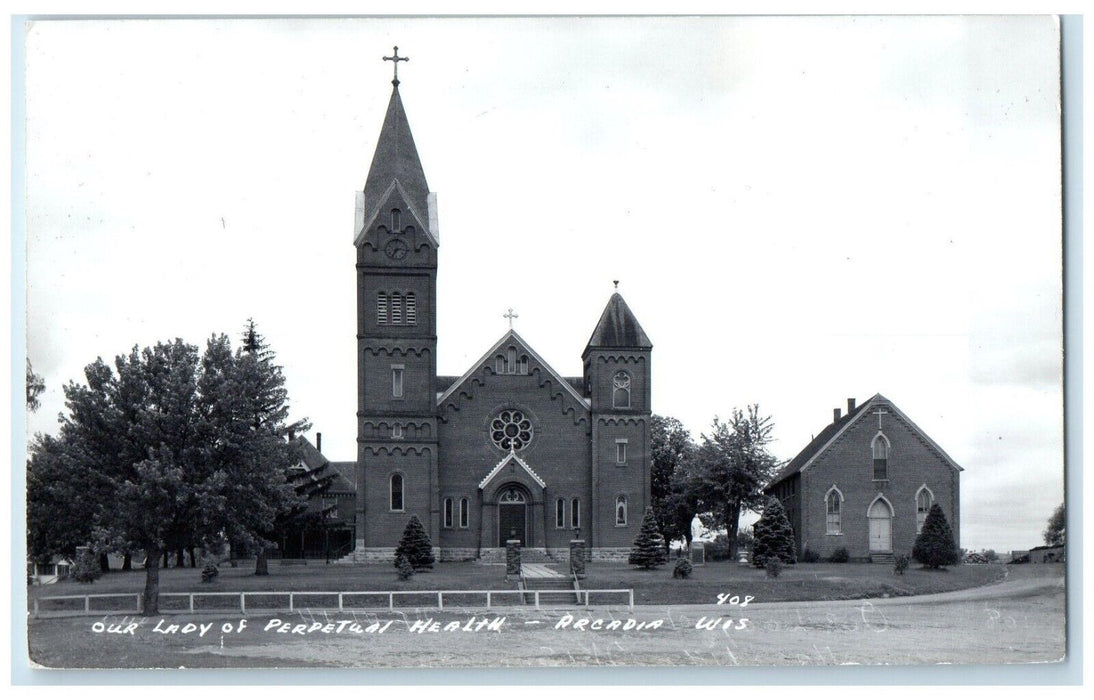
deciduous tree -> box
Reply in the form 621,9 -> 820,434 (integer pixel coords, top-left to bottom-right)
690,406 -> 779,560
1043,502 -> 1065,546
650,415 -> 698,551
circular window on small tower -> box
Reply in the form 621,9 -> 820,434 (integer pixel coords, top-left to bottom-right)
490,410 -> 533,451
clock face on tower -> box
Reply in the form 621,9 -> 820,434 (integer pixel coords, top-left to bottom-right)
384,238 -> 409,260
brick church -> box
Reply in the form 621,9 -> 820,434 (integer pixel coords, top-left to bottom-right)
765,394 -> 962,562
345,65 -> 652,562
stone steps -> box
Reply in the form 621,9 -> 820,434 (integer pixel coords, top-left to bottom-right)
870,553 -> 895,564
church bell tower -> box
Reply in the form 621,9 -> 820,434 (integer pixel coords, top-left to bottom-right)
352,48 -> 441,556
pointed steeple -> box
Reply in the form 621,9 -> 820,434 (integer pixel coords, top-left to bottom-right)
363,82 -> 430,226
584,293 -> 652,354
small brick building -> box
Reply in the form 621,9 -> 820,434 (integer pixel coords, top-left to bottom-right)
765,394 -> 961,562
347,75 -> 652,562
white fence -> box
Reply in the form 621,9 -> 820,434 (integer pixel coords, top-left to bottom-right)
31,588 -> 634,617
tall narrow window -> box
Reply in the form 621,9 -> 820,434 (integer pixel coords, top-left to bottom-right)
443,498 -> 453,528
612,371 -> 631,408
459,497 -> 469,529
405,293 -> 416,325
390,474 -> 403,511
556,498 -> 565,529
571,498 -> 581,529
615,495 -> 627,526
392,423 -> 403,439
391,208 -> 401,232
377,293 -> 389,325
507,348 -> 516,373
496,356 -> 506,374
517,355 -> 528,374
616,439 -> 628,465
872,433 -> 889,480
391,293 -> 403,325
916,487 -> 933,533
826,488 -> 842,535
391,365 -> 404,398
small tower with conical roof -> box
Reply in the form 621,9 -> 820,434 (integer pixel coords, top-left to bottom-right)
582,288 -> 653,551
353,48 -> 441,556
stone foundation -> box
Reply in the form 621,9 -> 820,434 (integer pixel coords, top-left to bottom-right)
341,544 -> 626,564
589,547 -> 631,562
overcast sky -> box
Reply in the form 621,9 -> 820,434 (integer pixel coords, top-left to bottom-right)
21,16 -> 1062,552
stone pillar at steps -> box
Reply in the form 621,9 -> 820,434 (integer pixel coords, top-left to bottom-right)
505,539 -> 522,582
569,539 -> 586,579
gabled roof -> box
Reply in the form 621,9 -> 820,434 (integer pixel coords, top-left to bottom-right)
293,437 -> 356,493
437,329 -> 589,409
354,178 -> 439,249
478,449 -> 546,490
583,293 -> 652,355
363,84 -> 429,225
767,393 -> 964,488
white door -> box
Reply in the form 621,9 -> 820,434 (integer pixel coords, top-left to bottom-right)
868,499 -> 893,552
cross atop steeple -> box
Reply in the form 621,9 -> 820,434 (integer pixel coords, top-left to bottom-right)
383,46 -> 409,86
504,308 -> 519,329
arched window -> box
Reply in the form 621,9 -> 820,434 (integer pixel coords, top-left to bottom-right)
377,293 -> 389,325
496,356 -> 506,374
517,355 -> 528,374
391,293 -> 403,325
405,292 -> 416,325
615,495 -> 627,526
389,474 -> 404,512
571,498 -> 581,529
460,497 -> 469,528
612,371 -> 631,408
507,348 -> 517,373
916,486 -> 934,533
391,208 -> 401,232
443,497 -> 453,528
872,433 -> 890,480
555,498 -> 565,529
825,486 -> 842,535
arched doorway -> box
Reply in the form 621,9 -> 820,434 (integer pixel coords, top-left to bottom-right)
497,485 -> 528,546
868,497 -> 894,553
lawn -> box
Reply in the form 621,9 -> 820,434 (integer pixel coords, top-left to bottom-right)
29,558 -> 1008,610
581,560 -> 1008,605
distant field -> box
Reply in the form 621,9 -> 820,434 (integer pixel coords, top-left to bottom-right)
29,558 -> 1009,609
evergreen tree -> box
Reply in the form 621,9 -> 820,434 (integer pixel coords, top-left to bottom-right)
26,358 -> 45,411
394,515 -> 434,570
396,554 -> 414,581
628,507 -> 669,569
751,496 -> 796,567
691,406 -> 779,561
1043,503 -> 1065,546
231,321 -> 310,575
912,503 -> 959,569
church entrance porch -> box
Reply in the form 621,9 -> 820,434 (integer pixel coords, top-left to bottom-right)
497,487 -> 528,546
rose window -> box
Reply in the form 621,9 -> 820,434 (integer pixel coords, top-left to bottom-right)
490,410 -> 533,451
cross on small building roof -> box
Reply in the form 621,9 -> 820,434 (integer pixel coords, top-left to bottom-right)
504,308 -> 519,329
383,46 -> 409,85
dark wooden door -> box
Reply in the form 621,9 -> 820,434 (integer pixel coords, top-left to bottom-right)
498,503 -> 526,546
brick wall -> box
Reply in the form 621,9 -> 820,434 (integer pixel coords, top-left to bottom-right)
798,405 -> 960,560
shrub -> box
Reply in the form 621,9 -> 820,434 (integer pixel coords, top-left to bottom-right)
628,507 -> 669,569
394,515 -> 435,570
912,504 -> 960,569
751,497 -> 796,567
801,548 -> 821,563
893,554 -> 910,575
829,547 -> 850,563
396,554 -> 414,581
200,563 -> 219,583
765,558 -> 783,578
672,558 -> 693,579
70,549 -> 102,584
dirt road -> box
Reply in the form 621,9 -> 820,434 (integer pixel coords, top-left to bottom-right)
27,570 -> 1065,669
